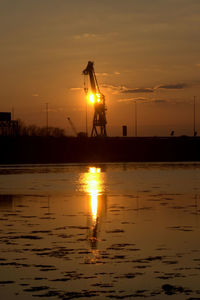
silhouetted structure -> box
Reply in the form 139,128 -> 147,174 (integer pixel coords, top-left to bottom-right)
0,112 -> 18,136
83,61 -> 107,137
1,136 -> 200,163
122,125 -> 127,137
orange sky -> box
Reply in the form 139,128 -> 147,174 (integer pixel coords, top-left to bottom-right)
1,0 -> 200,136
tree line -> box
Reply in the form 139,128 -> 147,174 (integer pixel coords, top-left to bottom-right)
0,120 -> 66,137
17,120 -> 65,137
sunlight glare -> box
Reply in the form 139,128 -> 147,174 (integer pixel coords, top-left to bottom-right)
91,190 -> 98,220
96,93 -> 101,103
83,167 -> 102,221
89,93 -> 95,103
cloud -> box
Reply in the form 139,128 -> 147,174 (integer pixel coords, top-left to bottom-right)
96,72 -> 109,77
121,83 -> 188,94
101,84 -> 126,94
70,87 -> 82,91
153,99 -> 168,103
118,97 -> 169,104
96,71 -> 120,77
118,97 -> 148,103
73,32 -> 118,41
70,80 -> 191,96
156,83 -> 188,89
41,106 -> 64,113
102,84 -> 154,95
73,33 -> 96,40
122,88 -> 154,93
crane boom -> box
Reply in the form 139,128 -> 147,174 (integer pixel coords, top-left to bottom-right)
83,61 -> 107,137
83,61 -> 99,94
67,117 -> 77,136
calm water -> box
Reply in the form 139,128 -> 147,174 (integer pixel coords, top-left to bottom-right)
0,163 -> 200,299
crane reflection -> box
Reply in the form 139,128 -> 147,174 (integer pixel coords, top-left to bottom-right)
80,166 -> 107,249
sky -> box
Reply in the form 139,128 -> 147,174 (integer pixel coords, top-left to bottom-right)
1,0 -> 200,136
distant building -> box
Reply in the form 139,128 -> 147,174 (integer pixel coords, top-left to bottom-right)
0,112 -> 18,136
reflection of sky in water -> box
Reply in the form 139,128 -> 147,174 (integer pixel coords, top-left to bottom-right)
0,163 -> 200,195
0,164 -> 200,299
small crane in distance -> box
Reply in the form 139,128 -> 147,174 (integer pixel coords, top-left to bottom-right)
67,117 -> 87,138
67,117 -> 77,136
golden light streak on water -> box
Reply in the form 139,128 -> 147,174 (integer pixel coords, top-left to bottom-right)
79,166 -> 105,251
87,167 -> 102,222
79,167 -> 104,218
90,190 -> 98,221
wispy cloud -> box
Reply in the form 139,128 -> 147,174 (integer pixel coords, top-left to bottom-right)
96,71 -> 120,77
102,81 -> 190,95
101,84 -> 126,94
70,87 -> 82,91
122,88 -> 154,93
156,83 -> 188,89
73,33 -> 96,40
117,97 -> 192,106
118,97 -> 148,103
73,32 -> 118,41
102,84 -> 154,94
41,106 -> 64,113
96,72 -> 109,77
118,97 -> 168,104
153,99 -> 168,104
70,81 -> 191,95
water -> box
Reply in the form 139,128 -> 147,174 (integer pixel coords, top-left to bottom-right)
0,163 -> 200,299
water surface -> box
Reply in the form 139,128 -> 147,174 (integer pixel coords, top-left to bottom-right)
0,163 -> 200,299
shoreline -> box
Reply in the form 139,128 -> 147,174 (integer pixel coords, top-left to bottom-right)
1,135 -> 200,164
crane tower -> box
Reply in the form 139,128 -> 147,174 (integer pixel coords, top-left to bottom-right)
83,61 -> 107,137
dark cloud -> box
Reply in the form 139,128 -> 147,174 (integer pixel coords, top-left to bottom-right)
80,81 -> 190,97
121,82 -> 189,94
118,97 -> 148,102
153,99 -> 168,103
122,88 -> 154,93
101,84 -> 127,94
157,83 -> 188,89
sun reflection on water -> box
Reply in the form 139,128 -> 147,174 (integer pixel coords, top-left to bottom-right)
87,167 -> 101,222
79,166 -> 106,250
82,167 -> 103,220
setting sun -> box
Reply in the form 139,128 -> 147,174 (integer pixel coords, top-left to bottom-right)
89,93 -> 95,103
88,93 -> 102,104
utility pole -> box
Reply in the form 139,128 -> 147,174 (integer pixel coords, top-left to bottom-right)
194,96 -> 196,136
46,103 -> 48,135
86,100 -> 88,136
135,101 -> 137,137
12,106 -> 14,120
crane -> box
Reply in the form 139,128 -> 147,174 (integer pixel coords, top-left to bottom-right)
82,61 -> 107,137
67,117 -> 77,136
67,117 -> 87,137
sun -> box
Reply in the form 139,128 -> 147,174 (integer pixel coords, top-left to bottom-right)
89,93 -> 95,103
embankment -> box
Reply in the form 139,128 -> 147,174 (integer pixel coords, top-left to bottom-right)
0,136 -> 200,164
